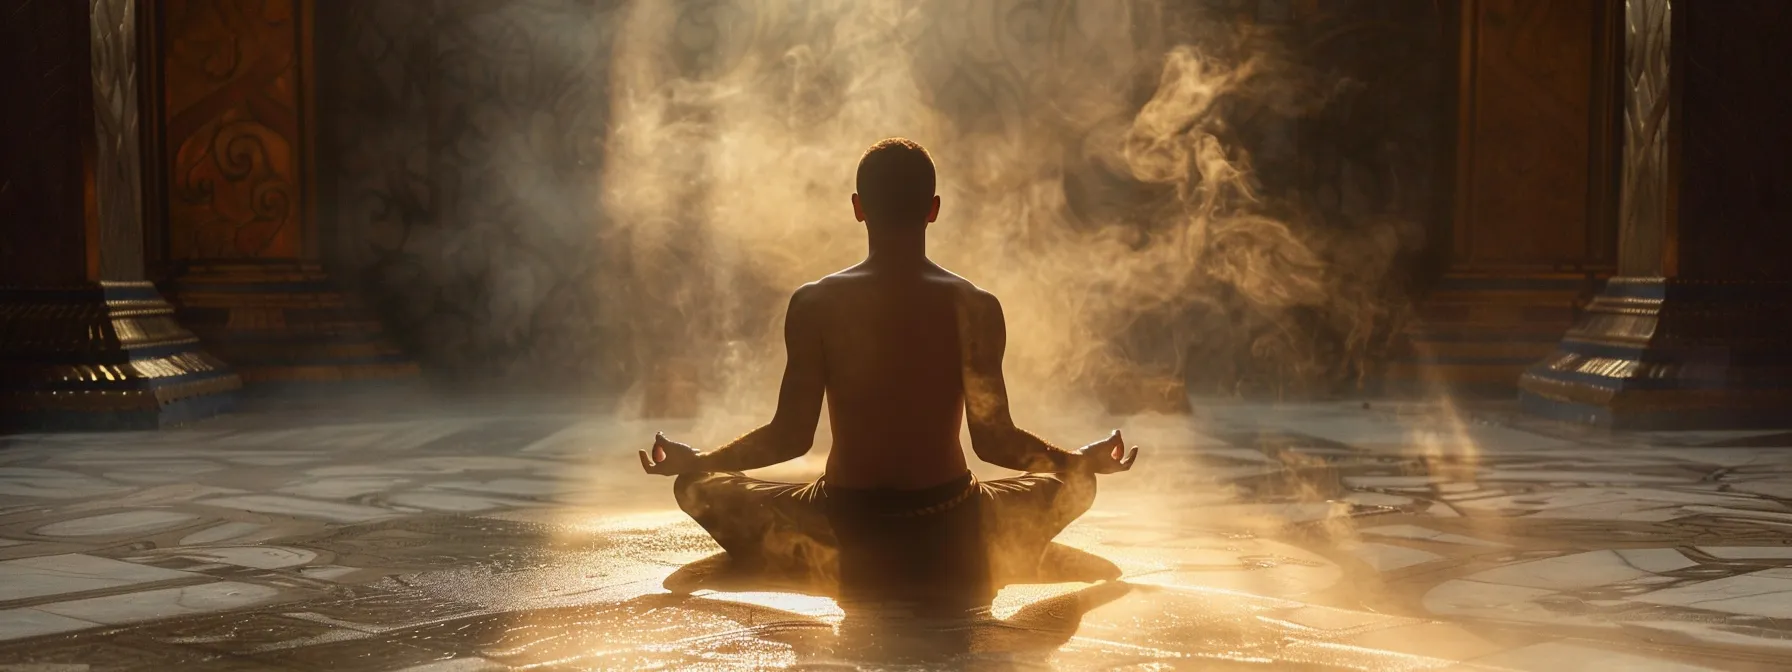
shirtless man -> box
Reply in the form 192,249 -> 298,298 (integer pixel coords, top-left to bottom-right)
639,138 -> 1139,612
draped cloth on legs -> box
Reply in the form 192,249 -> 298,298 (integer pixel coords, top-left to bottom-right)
673,469 -> 1096,612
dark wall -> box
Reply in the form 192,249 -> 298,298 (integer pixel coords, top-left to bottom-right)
315,0 -> 1457,396
0,0 -> 94,285
316,0 -> 618,386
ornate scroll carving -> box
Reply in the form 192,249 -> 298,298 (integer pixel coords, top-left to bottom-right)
162,0 -> 304,259
1615,0 -> 1672,276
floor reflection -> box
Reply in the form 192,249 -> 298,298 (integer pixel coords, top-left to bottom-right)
0,400 -> 1789,669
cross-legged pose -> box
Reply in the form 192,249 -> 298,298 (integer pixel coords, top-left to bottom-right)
640,138 -> 1140,613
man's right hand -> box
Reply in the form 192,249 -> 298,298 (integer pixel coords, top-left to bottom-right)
1075,429 -> 1139,474
640,433 -> 702,476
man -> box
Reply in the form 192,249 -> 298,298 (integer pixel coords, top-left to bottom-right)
639,138 -> 1140,612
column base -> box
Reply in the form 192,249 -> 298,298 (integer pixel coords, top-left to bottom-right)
165,260 -> 419,386
0,282 -> 242,431
1380,273 -> 1602,397
1518,277 -> 1792,430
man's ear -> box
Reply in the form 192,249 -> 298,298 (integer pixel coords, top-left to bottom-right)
851,193 -> 866,223
926,195 -> 941,223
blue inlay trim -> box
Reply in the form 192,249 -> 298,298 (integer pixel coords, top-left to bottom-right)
1522,363 -> 1792,392
0,368 -> 236,394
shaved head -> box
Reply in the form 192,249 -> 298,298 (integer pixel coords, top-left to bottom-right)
855,138 -> 936,225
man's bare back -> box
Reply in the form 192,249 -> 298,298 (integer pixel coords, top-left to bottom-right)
804,262 -> 973,488
635,138 -> 1137,608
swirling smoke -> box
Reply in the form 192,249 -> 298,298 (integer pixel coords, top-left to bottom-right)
595,0 -> 1418,428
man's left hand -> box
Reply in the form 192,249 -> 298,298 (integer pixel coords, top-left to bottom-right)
640,433 -> 701,476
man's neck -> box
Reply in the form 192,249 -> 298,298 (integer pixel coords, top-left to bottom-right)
864,222 -> 928,267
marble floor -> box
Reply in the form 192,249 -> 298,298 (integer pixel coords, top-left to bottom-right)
3,397 -> 1792,670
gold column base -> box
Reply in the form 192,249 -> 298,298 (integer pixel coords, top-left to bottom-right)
1381,272 -> 1604,395
164,259 -> 419,385
0,282 -> 242,430
1519,277 -> 1792,429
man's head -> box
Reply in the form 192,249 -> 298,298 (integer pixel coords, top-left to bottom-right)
852,138 -> 940,226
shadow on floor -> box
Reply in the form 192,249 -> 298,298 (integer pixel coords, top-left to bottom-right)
663,542 -> 1125,597
659,543 -> 1131,668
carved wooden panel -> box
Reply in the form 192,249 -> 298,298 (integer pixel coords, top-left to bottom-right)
90,0 -> 146,280
0,0 -> 93,284
161,0 -> 305,260
1614,0 -> 1671,277
1454,0 -> 1606,269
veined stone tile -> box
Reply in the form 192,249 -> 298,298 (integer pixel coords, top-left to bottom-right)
277,477 -> 413,500
1343,475 -> 1446,488
0,554 -> 197,602
387,492 -> 516,512
1620,619 -> 1792,654
172,547 -> 319,570
32,511 -> 200,538
1682,506 -> 1792,523
433,479 -> 563,498
34,581 -> 284,625
1421,580 -> 1567,625
297,565 -> 361,581
195,495 -> 398,524
1339,492 -> 1412,507
1461,641 -> 1721,672
179,522 -> 268,546
1338,541 -> 1443,572
1467,470 -> 1688,485
1615,548 -> 1699,574
1695,546 -> 1792,560
0,608 -> 101,641
1335,621 -> 1506,661
0,469 -> 129,499
1632,572 -> 1792,618
1464,551 -> 1654,591
1359,525 -> 1506,547
388,659 -> 507,672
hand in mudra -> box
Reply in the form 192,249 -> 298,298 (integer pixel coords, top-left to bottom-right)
639,433 -> 700,476
1076,429 -> 1140,474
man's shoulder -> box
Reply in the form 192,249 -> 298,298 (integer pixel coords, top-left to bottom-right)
915,265 -> 986,295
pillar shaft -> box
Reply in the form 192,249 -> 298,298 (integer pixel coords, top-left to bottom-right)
0,0 -> 240,430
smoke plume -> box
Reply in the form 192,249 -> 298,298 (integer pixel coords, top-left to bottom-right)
596,0 -> 1416,424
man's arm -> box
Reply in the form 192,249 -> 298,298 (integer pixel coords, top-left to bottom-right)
688,284 -> 827,473
959,289 -> 1081,472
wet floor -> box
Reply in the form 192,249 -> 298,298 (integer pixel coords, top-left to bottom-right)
0,398 -> 1789,670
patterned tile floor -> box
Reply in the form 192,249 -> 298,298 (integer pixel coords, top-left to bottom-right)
2,397 -> 1791,670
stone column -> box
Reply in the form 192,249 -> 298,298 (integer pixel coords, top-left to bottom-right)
1520,0 -> 1792,429
1384,0 -> 1624,395
150,0 -> 416,386
0,0 -> 241,430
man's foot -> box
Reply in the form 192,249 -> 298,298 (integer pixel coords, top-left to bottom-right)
1033,543 -> 1122,583
663,552 -> 757,594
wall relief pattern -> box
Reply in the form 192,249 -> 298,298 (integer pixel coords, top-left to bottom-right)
162,0 -> 304,260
